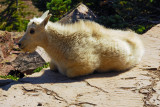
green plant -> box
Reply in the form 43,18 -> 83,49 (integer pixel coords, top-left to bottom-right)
0,75 -> 20,81
105,0 -> 159,33
33,62 -> 50,73
32,0 -> 159,34
69,0 -> 160,33
0,63 -> 50,81
46,0 -> 71,22
0,0 -> 29,31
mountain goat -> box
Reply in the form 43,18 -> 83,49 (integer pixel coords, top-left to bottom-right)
18,10 -> 144,77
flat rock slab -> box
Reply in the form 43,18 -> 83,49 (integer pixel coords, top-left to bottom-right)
0,25 -> 160,107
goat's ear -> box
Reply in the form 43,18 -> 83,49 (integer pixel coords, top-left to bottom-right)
40,14 -> 52,27
40,10 -> 49,19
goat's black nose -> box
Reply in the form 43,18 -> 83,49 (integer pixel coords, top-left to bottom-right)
18,43 -> 21,47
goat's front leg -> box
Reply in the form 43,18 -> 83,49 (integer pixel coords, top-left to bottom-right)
50,59 -> 58,72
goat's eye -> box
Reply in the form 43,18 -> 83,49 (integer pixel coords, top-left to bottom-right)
30,29 -> 35,34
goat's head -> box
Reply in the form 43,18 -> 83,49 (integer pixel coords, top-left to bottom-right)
18,10 -> 52,53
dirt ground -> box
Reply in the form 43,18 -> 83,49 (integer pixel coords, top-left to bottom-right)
0,24 -> 160,107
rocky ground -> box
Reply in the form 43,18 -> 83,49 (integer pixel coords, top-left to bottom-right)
0,24 -> 160,107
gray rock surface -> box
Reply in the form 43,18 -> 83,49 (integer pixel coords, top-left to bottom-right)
11,51 -> 46,72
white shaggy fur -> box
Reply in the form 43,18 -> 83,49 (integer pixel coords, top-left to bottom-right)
19,10 -> 144,77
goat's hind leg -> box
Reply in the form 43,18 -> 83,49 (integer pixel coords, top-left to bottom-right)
66,65 -> 94,78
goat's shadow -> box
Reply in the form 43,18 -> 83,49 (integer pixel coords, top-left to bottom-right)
0,69 -> 127,91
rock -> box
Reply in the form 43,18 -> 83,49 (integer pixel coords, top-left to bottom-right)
153,81 -> 160,94
0,31 -> 20,75
149,93 -> 160,106
10,46 -> 51,75
0,63 -> 15,76
0,31 -> 13,61
139,88 -> 149,94
0,49 -> 3,61
0,53 -> 18,76
144,24 -> 160,39
11,52 -> 46,73
59,3 -> 97,24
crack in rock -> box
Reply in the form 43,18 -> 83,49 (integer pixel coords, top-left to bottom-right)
37,85 -> 68,104
22,86 -> 39,92
121,77 -> 136,80
139,71 -> 160,107
69,102 -> 97,107
84,80 -> 108,93
69,91 -> 98,107
119,87 -> 137,90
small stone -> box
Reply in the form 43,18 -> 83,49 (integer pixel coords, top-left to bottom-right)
139,88 -> 149,94
37,102 -> 42,106
46,91 -> 52,95
145,101 -> 150,105
31,93 -> 39,96
3,95 -> 7,97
